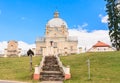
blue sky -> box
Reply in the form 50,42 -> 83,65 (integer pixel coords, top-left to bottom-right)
0,0 -> 108,44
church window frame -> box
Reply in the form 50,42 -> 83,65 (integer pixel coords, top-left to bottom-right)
54,42 -> 57,48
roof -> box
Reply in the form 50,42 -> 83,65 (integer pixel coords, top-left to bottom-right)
47,18 -> 68,28
46,11 -> 68,28
36,37 -> 45,42
93,41 -> 110,47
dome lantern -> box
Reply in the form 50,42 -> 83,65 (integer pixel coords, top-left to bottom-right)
46,11 -> 68,28
54,11 -> 59,18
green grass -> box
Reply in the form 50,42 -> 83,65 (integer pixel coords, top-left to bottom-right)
60,51 -> 120,83
0,52 -> 120,83
0,56 -> 42,82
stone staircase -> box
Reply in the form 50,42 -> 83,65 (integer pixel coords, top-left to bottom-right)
40,56 -> 64,81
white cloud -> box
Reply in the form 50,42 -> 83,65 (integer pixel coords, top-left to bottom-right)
0,41 -> 35,54
68,28 -> 111,51
18,41 -> 35,50
99,14 -> 109,23
18,41 -> 35,55
73,23 -> 88,32
0,41 -> 7,54
101,15 -> 108,23
81,23 -> 88,27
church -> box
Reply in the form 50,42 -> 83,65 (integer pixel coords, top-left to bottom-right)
4,40 -> 21,57
35,11 -> 78,56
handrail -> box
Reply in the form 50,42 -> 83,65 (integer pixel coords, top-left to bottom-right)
34,55 -> 71,80
55,55 -> 65,75
39,55 -> 45,72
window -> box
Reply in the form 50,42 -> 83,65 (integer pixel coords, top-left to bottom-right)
98,48 -> 99,51
70,46 -> 73,51
40,47 -> 42,52
64,47 -> 67,49
54,42 -> 57,48
10,45 -> 14,49
50,41 -> 53,46
104,48 -> 106,51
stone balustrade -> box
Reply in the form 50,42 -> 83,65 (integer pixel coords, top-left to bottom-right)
33,55 -> 45,80
55,55 -> 71,80
33,55 -> 71,80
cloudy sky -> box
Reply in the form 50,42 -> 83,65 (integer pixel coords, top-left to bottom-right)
0,0 -> 109,52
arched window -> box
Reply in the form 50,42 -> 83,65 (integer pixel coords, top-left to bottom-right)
50,41 -> 53,46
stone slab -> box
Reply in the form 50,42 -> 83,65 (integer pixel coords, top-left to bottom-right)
40,81 -> 63,83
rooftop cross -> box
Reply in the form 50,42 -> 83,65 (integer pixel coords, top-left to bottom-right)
54,11 -> 59,18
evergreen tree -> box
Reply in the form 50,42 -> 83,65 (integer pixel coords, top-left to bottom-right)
105,0 -> 120,51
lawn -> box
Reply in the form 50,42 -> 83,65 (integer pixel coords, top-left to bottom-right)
0,56 -> 42,82
0,52 -> 120,83
60,51 -> 120,83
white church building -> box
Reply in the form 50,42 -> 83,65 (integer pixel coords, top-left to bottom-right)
35,11 -> 78,56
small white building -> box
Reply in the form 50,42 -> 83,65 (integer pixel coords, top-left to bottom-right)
87,41 -> 115,52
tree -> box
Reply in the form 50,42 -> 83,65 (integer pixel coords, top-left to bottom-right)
105,0 -> 120,51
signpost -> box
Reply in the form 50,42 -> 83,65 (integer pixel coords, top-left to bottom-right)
27,49 -> 34,71
87,59 -> 91,80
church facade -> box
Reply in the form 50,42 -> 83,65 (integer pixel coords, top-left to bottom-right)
35,11 -> 78,56
4,40 -> 21,57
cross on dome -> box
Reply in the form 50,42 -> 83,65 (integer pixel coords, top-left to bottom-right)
54,11 -> 59,18
46,11 -> 68,28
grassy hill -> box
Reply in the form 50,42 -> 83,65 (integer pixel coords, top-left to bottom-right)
60,51 -> 120,83
0,52 -> 120,83
0,56 -> 42,82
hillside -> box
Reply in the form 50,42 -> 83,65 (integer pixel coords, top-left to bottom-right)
0,52 -> 120,83
60,51 -> 120,83
0,56 -> 41,82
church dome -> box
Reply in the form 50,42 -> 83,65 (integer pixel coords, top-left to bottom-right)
47,11 -> 68,28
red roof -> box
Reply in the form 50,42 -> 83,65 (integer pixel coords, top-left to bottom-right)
93,41 -> 110,47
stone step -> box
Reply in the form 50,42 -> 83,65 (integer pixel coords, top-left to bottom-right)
40,75 -> 64,78
43,64 -> 59,67
40,81 -> 63,83
44,62 -> 58,65
42,66 -> 60,71
41,74 -> 64,78
40,76 -> 64,81
40,56 -> 64,81
40,71 -> 63,75
40,71 -> 64,81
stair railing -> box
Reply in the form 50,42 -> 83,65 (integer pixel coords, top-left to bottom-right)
55,55 -> 66,74
33,55 -> 45,80
55,54 -> 71,80
39,55 -> 45,72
